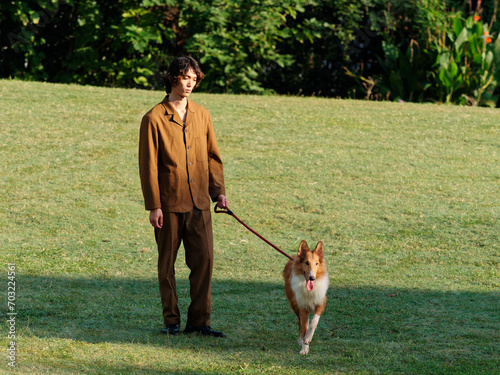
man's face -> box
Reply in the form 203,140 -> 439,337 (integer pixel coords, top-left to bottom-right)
171,68 -> 197,98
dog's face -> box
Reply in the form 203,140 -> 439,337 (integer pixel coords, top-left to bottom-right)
295,240 -> 325,291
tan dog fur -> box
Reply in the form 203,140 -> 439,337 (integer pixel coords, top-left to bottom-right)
283,240 -> 329,355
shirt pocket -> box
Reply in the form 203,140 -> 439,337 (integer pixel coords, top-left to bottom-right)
195,136 -> 208,163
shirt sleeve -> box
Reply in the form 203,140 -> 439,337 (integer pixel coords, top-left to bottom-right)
138,114 -> 162,210
206,113 -> 226,201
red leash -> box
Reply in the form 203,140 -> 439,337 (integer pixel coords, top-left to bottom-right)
214,205 -> 294,261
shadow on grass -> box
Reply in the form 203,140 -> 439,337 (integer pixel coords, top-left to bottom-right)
16,274 -> 499,374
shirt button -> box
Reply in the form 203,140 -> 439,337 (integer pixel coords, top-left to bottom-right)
185,129 -> 188,133
187,146 -> 191,149
189,162 -> 192,166
190,179 -> 194,182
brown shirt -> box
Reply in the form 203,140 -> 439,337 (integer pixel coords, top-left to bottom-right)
139,96 -> 225,212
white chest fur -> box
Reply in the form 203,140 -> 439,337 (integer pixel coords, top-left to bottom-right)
291,271 -> 329,312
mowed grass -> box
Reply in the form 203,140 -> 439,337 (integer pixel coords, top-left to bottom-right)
0,79 -> 498,374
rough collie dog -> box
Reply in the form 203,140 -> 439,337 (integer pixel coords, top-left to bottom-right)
283,240 -> 329,355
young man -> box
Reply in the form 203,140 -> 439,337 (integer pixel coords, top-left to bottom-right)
139,56 -> 228,338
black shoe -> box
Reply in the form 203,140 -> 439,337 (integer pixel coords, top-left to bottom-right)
162,324 -> 180,335
184,325 -> 226,338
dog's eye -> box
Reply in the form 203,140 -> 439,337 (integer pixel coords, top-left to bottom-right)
316,263 -> 319,266
305,261 -> 309,266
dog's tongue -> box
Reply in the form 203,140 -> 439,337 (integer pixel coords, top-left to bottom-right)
306,279 -> 314,291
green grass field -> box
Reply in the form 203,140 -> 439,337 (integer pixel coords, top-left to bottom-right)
1,79 -> 498,374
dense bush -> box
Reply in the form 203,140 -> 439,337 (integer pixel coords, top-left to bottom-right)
342,0 -> 500,106
1,0 -> 499,106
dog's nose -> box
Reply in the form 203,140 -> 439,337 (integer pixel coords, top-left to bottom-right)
309,275 -> 316,281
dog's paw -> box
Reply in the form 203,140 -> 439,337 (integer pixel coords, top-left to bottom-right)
298,337 -> 303,346
299,344 -> 309,355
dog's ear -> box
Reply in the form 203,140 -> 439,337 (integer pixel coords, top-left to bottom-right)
297,240 -> 309,257
313,241 -> 324,258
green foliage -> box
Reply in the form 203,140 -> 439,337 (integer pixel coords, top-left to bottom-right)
435,15 -> 500,106
361,0 -> 450,101
1,0 -> 318,93
0,0 -> 499,104
261,0 -> 368,97
345,0 -> 500,106
122,0 -> 316,93
186,0 -> 299,93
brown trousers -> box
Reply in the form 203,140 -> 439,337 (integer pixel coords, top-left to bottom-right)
154,208 -> 213,327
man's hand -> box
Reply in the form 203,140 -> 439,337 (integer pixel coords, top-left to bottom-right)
217,195 -> 229,209
149,208 -> 163,228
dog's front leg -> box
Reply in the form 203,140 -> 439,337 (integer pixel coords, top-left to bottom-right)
298,311 -> 309,346
299,343 -> 310,355
303,313 -> 320,345
299,314 -> 320,355
298,311 -> 311,355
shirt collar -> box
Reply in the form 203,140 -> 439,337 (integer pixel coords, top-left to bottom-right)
161,95 -> 195,127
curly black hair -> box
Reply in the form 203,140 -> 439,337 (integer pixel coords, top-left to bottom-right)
164,56 -> 204,94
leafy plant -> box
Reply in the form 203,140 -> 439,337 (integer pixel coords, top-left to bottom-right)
435,14 -> 500,106
1,0 -> 499,104
371,39 -> 433,102
184,0 -> 303,94
112,0 -> 321,93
